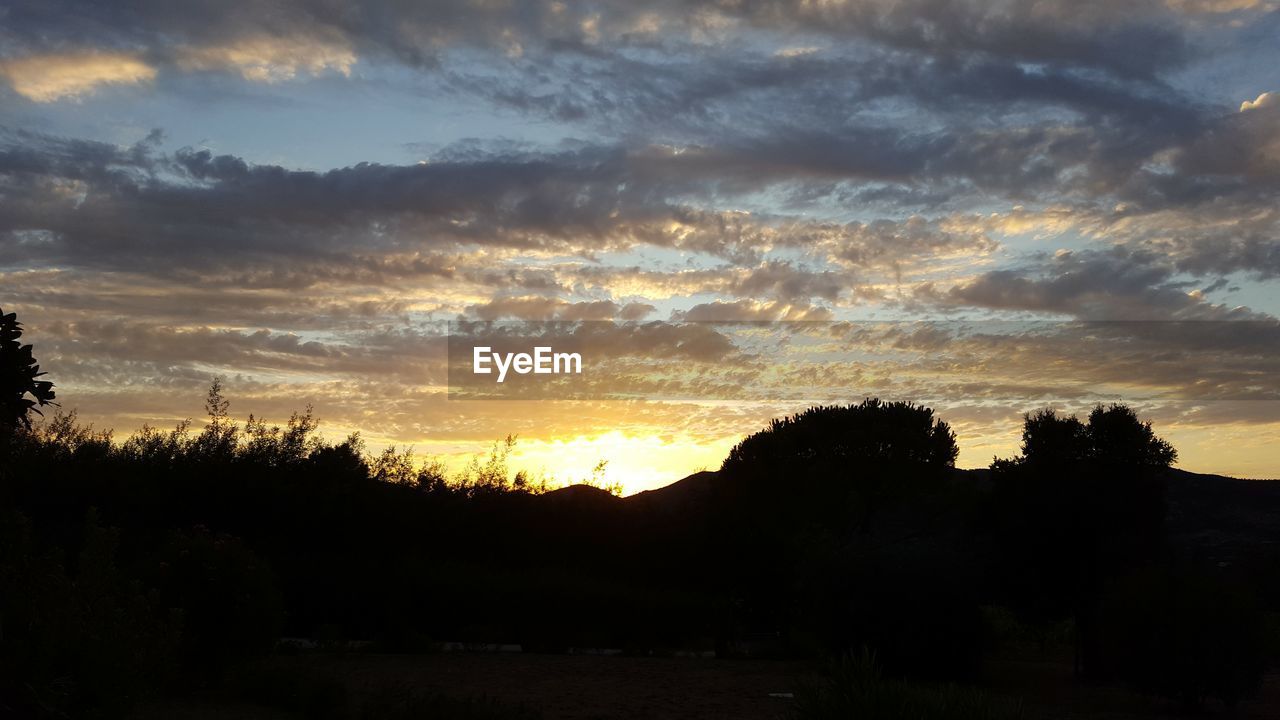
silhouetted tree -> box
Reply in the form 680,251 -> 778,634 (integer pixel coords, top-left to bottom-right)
189,377 -> 239,461
0,307 -> 56,446
716,400 -> 973,675
720,399 -> 958,536
991,404 -> 1176,677
1084,404 -> 1176,467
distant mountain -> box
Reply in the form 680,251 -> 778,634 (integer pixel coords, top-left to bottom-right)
1165,468 -> 1280,568
624,470 -> 717,512
613,466 -> 1280,569
539,483 -> 624,505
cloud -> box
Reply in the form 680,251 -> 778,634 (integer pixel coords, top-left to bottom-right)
0,0 -> 1256,111
673,299 -> 833,322
0,51 -> 156,102
1241,91 -> 1278,112
1167,0 -> 1271,13
928,247 -> 1270,321
174,34 -> 356,82
464,297 -> 656,321
0,131 -> 1006,290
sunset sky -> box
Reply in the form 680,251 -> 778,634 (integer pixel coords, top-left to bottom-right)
3,0 -> 1279,491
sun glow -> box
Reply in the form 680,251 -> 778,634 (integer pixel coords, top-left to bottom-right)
506,430 -> 734,495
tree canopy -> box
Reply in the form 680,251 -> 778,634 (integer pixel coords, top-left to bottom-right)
0,307 -> 56,442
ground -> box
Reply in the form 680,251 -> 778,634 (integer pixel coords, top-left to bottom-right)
131,650 -> 1280,720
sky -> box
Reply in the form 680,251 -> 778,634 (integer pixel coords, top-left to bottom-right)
2,0 -> 1279,491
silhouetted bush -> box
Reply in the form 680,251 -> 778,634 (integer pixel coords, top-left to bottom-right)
979,606 -> 1073,657
229,661 -> 542,720
357,686 -> 542,720
792,649 -> 1022,720
0,510 -> 179,718
820,553 -> 986,680
1098,566 -> 1267,708
147,526 -> 284,674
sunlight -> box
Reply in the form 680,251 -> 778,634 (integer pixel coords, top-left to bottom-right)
510,430 -> 734,495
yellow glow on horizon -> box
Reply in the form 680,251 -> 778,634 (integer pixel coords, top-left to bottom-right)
507,430 -> 734,495
387,429 -> 735,496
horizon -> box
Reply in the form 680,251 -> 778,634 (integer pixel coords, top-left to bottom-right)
25,378 -> 1279,496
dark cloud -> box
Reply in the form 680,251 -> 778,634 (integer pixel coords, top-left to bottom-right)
925,247 -> 1274,321
0,129 -> 1005,287
0,0 -> 1225,78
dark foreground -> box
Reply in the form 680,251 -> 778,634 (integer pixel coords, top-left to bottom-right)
130,651 -> 1280,720
7,400 -> 1279,718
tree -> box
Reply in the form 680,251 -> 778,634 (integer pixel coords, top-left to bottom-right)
1085,404 -> 1176,467
715,400 -> 970,670
1005,408 -> 1088,469
0,307 -> 56,443
990,403 -> 1176,677
190,377 -> 239,460
1006,404 -> 1176,471
721,399 -> 959,535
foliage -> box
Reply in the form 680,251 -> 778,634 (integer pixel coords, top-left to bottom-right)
0,307 -> 56,442
724,399 -> 959,475
979,606 -> 1074,657
792,649 -> 1022,720
147,526 -> 284,673
988,404 -> 1175,674
1,378 -> 708,716
714,400 -> 976,677
999,404 -> 1176,471
1098,566 -> 1267,707
720,399 -> 958,535
230,660 -> 542,720
814,552 -> 987,680
452,435 -> 555,496
576,459 -> 622,497
0,510 -> 180,718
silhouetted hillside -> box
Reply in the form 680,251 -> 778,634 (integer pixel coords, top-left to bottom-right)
1164,469 -> 1280,592
623,470 -> 717,521
540,483 -> 626,504
4,394 -> 1279,718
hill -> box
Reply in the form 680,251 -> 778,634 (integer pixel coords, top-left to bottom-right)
1165,468 -> 1280,569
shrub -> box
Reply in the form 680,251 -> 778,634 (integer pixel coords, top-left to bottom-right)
148,526 -> 284,673
0,510 -> 180,718
793,649 -> 1021,720
1098,566 -> 1267,708
813,551 -> 986,680
229,660 -> 542,720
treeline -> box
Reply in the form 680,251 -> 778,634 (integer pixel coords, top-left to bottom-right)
1,387 -> 1277,717
0,381 -> 705,717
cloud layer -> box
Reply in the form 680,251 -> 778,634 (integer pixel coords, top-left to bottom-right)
2,0 -> 1278,485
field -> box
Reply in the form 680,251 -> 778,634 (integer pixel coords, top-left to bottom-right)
130,651 -> 1280,720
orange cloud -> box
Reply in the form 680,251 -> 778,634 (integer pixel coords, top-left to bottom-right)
1241,91 -> 1277,112
176,35 -> 356,83
0,52 -> 156,102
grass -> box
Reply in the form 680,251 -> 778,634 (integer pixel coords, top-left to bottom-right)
225,659 -> 542,720
793,649 -> 1022,720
